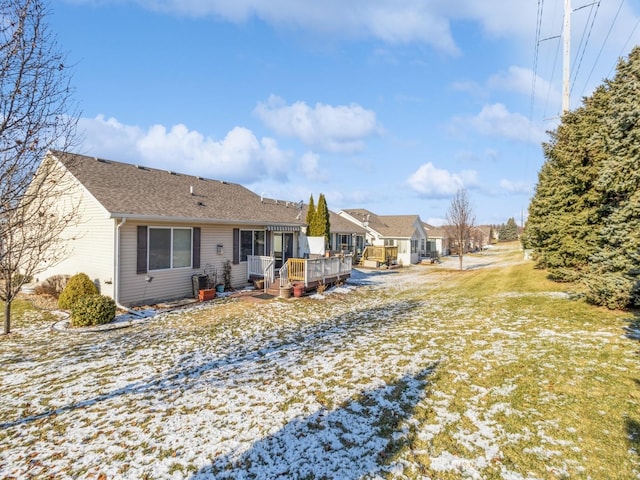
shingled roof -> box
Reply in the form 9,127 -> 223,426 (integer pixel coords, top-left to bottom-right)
341,209 -> 421,238
51,151 -> 306,227
376,215 -> 422,238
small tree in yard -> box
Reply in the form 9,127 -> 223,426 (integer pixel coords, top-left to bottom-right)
446,188 -> 476,270
0,0 -> 79,334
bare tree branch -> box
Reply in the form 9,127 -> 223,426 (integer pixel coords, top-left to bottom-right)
0,0 -> 80,334
445,188 -> 475,270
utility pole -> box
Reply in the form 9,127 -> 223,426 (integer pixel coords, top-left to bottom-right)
562,0 -> 571,113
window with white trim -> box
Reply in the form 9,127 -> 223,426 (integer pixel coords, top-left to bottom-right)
149,227 -> 192,270
240,230 -> 265,261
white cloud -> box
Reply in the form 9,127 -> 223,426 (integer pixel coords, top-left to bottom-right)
426,217 -> 447,227
74,0 -> 640,67
254,95 -> 380,153
78,115 -> 291,183
452,103 -> 546,143
499,179 -> 533,195
298,151 -> 329,182
450,80 -> 487,99
488,66 -> 560,105
135,0 -> 461,54
407,162 -> 478,198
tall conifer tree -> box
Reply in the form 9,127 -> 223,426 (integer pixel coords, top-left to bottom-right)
525,85 -> 607,281
526,46 -> 640,308
306,194 -> 316,231
583,48 -> 640,308
314,194 -> 331,248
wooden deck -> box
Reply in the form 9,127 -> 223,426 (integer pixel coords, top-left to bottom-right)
358,246 -> 398,267
248,254 -> 353,293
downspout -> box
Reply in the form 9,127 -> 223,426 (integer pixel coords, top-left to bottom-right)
115,218 -> 145,317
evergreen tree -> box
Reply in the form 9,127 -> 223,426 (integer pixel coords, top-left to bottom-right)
583,48 -> 640,308
306,194 -> 316,228
313,193 -> 331,248
525,85 -> 607,281
499,217 -> 519,241
526,46 -> 640,308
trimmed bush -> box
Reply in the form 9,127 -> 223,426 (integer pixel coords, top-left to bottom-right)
70,294 -> 116,327
58,273 -> 99,310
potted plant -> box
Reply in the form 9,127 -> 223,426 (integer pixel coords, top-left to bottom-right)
279,282 -> 292,298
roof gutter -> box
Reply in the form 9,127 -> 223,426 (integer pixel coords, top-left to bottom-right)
108,213 -> 305,228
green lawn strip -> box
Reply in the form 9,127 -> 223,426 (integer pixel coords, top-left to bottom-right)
388,261 -> 640,478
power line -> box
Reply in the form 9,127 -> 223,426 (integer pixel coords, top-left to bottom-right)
530,0 -> 546,123
581,0 -> 625,98
608,15 -> 640,78
571,1 -> 601,96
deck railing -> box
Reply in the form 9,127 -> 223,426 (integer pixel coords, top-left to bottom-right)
247,255 -> 273,278
360,246 -> 398,264
279,262 -> 289,288
264,258 -> 275,292
285,254 -> 353,286
248,254 -> 353,288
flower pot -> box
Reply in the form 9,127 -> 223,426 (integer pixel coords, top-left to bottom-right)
199,289 -> 216,301
293,283 -> 305,297
215,284 -> 225,293
279,286 -> 292,298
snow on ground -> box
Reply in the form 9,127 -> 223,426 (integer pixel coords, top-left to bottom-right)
0,257 -> 635,479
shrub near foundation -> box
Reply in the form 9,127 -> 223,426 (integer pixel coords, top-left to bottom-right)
70,295 -> 116,327
58,273 -> 98,310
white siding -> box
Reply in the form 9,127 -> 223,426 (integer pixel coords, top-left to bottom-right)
36,178 -> 115,297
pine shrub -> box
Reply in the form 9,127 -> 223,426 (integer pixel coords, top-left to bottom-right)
583,273 -> 637,310
58,273 -> 99,310
70,294 -> 116,327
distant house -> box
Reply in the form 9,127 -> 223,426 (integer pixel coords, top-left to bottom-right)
33,151 -> 316,306
472,225 -> 494,249
327,211 -> 368,257
422,223 -> 449,257
338,209 -> 428,265
433,224 -> 492,255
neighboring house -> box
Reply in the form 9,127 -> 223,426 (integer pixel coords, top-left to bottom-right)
34,151 -> 311,306
470,225 -> 492,250
436,224 -> 491,255
338,209 -> 428,265
327,211 -> 367,257
422,223 -> 449,257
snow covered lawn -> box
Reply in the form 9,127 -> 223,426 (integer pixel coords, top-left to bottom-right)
1,261 -> 639,479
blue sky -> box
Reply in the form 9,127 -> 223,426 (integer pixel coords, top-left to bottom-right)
51,0 -> 640,225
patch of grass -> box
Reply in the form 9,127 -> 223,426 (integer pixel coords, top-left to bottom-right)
0,298 -> 56,332
390,260 -> 640,478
